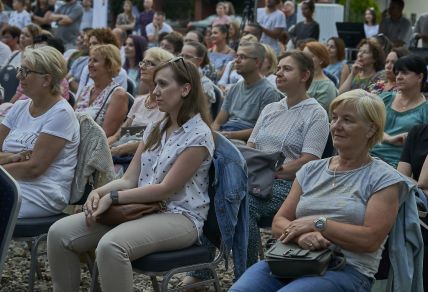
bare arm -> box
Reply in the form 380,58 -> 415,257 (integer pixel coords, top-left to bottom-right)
111,141 -> 140,156
49,14 -> 73,25
417,155 -> 428,196
260,26 -> 283,40
212,109 -> 229,131
275,153 -> 319,181
102,89 -> 129,138
339,63 -> 350,88
221,129 -> 252,141
107,117 -> 133,146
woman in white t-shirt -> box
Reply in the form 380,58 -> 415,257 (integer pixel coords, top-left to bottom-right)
0,46 -> 80,218
364,8 -> 379,38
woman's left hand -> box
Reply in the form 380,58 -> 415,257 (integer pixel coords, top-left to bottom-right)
280,216 -> 318,242
295,231 -> 331,250
87,194 -> 113,225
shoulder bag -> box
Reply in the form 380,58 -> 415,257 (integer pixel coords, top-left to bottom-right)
265,240 -> 345,279
236,144 -> 285,199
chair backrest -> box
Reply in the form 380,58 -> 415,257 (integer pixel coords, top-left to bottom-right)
126,78 -> 136,96
210,85 -> 223,120
0,166 -> 21,277
126,92 -> 135,115
68,91 -> 76,108
0,65 -> 19,103
203,163 -> 221,248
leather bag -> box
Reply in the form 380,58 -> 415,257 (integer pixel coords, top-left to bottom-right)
236,145 -> 285,199
265,240 -> 345,278
97,201 -> 166,226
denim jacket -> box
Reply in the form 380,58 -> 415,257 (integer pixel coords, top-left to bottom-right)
212,132 -> 248,279
387,180 -> 424,292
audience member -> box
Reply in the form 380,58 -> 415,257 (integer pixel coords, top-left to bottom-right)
183,30 -> 204,44
112,27 -> 127,64
48,57 -> 214,292
139,0 -> 155,39
5,23 -> 42,68
228,21 -> 240,50
288,0 -> 319,48
282,1 -> 297,30
371,55 -> 428,168
146,11 -> 172,48
256,0 -> 286,55
245,50 -> 329,267
0,46 -> 79,218
325,37 -> 349,86
115,0 -> 136,35
260,44 -> 278,87
212,2 -> 231,26
364,7 -> 379,38
379,0 -> 412,47
48,0 -> 84,50
208,24 -> 235,81
303,41 -> 337,112
212,41 -> 281,141
123,35 -> 147,95
414,12 -> 428,48
370,33 -> 393,56
339,39 -> 384,93
31,0 -> 54,31
75,44 -> 128,139
0,1 -> 9,31
8,0 -> 31,29
159,31 -> 183,56
368,46 -> 409,95
108,47 -> 173,157
79,0 -> 93,31
230,89 -> 410,292
67,29 -> 91,92
1,25 -> 21,52
242,22 -> 262,40
0,38 -> 11,67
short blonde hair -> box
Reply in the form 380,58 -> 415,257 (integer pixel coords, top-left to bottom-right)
90,44 -> 122,76
261,44 -> 278,76
22,46 -> 67,95
330,89 -> 385,149
144,47 -> 174,64
239,34 -> 258,43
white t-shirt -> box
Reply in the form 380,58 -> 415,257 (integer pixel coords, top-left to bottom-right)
76,66 -> 128,98
2,99 -> 80,215
145,22 -> 173,47
8,10 -> 31,29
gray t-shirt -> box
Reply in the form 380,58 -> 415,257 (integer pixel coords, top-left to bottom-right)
295,158 -> 408,278
222,78 -> 282,128
257,8 -> 286,55
55,1 -> 84,49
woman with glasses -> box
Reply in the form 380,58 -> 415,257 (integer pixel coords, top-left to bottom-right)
108,48 -> 173,159
48,56 -> 214,292
0,46 -> 79,218
75,44 -> 128,139
123,34 -> 147,95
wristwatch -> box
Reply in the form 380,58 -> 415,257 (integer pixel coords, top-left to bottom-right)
110,190 -> 119,205
313,216 -> 327,232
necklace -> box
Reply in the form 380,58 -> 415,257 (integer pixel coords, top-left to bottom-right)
395,94 -> 425,111
331,156 -> 372,188
144,95 -> 157,109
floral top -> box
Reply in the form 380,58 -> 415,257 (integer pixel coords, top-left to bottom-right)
351,71 -> 384,91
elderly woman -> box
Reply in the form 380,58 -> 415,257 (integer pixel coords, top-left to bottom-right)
370,54 -> 428,168
48,58 -> 214,292
339,38 -> 385,94
108,47 -> 174,156
0,46 -> 79,218
245,50 -> 329,267
75,44 -> 128,139
303,41 -> 338,112
230,89 -> 409,292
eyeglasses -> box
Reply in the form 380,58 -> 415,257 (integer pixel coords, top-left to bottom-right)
235,54 -> 257,61
179,53 -> 200,61
168,56 -> 190,75
139,59 -> 157,69
16,66 -> 45,78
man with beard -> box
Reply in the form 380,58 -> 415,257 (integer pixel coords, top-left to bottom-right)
212,41 -> 282,141
256,0 -> 286,55
49,0 -> 84,50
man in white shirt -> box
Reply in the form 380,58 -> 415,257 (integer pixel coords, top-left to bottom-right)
414,12 -> 428,48
8,0 -> 31,29
256,0 -> 286,55
146,11 -> 173,48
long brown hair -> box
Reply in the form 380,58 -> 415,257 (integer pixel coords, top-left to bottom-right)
144,58 -> 212,151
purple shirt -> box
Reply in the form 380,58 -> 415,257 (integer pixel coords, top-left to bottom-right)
140,9 -> 155,38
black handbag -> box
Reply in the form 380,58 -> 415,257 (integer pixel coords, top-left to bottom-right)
236,145 -> 285,199
265,240 -> 345,278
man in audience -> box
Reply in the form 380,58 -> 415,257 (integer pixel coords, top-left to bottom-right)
256,0 -> 286,55
1,26 -> 21,52
212,41 -> 282,141
8,0 -> 31,29
146,11 -> 173,48
379,0 -> 412,47
80,0 -> 93,31
243,22 -> 262,40
139,0 -> 155,39
49,0 -> 84,50
414,11 -> 428,48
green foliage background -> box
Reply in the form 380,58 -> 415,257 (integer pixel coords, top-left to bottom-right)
337,0 -> 380,23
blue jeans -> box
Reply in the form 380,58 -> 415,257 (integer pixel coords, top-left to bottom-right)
220,120 -> 252,132
229,261 -> 372,292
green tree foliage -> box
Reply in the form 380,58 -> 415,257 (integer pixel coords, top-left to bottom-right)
338,0 -> 380,23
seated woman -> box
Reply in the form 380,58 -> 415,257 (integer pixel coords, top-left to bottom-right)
303,41 -> 338,112
75,44 -> 129,139
0,46 -> 79,218
368,46 -> 409,95
246,50 -> 329,267
123,35 -> 147,95
325,37 -> 349,87
230,89 -> 409,292
47,57 -> 214,292
339,39 -> 384,94
108,47 -> 174,156
371,55 -> 428,168
208,24 -> 235,81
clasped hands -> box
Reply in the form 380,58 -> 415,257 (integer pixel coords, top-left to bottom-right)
279,216 -> 330,251
82,190 -> 113,226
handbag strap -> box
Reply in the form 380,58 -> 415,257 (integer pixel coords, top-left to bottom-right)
94,84 -> 119,122
329,250 -> 346,271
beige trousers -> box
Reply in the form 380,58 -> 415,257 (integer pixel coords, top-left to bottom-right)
47,212 -> 198,292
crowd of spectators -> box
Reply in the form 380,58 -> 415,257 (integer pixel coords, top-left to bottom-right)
0,0 -> 428,291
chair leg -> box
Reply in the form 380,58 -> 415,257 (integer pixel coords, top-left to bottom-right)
27,234 -> 47,292
209,266 -> 221,292
150,275 -> 160,292
90,262 -> 101,292
258,228 -> 265,260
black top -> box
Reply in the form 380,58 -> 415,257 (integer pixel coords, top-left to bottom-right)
32,5 -> 55,30
289,20 -> 320,46
400,124 -> 428,181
